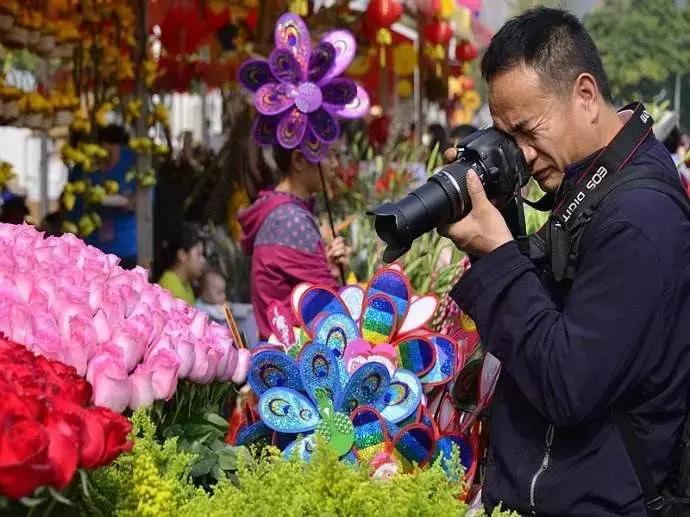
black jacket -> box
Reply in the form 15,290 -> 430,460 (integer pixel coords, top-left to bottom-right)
451,134 -> 690,516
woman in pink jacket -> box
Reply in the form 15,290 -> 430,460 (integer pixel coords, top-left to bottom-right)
238,146 -> 349,340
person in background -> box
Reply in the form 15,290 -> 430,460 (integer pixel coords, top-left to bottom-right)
663,126 -> 690,190
90,124 -> 138,269
39,211 -> 63,236
195,269 -> 228,324
195,268 -> 260,348
449,124 -> 478,146
426,123 -> 449,154
238,145 -> 349,340
153,223 -> 206,305
0,195 -> 30,224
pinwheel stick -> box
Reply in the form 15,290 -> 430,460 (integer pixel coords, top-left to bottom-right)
319,162 -> 346,286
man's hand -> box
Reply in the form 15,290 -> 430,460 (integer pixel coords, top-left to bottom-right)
326,236 -> 351,277
437,170 -> 513,257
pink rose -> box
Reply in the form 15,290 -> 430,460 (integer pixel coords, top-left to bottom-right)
111,327 -> 148,373
9,303 -> 34,348
86,346 -> 131,412
232,349 -> 251,384
212,336 -> 237,382
128,366 -> 155,410
143,348 -> 180,400
189,312 -> 208,339
92,309 -> 112,345
187,340 -> 223,384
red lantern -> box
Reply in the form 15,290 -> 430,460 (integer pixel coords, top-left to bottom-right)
423,19 -> 453,46
245,8 -> 258,32
366,0 -> 403,29
455,40 -> 478,62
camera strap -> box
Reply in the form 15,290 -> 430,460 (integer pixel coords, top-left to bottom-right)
547,102 -> 654,281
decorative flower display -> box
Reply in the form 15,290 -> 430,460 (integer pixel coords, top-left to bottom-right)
235,266 -> 477,479
238,13 -> 370,162
0,336 -> 132,500
0,224 -> 250,413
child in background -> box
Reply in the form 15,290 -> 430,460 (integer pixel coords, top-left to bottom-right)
195,269 -> 259,347
195,269 -> 228,324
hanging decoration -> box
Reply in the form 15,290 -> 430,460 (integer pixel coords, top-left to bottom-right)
455,39 -> 478,62
423,18 -> 453,77
365,0 -> 404,67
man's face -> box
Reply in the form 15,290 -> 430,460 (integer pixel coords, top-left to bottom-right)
488,66 -> 589,193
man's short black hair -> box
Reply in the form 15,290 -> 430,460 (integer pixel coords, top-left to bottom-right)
481,7 -> 612,102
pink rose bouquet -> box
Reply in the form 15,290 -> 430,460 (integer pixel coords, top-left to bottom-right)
0,224 -> 250,412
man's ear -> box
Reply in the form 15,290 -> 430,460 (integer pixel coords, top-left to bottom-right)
572,72 -> 601,124
176,248 -> 187,264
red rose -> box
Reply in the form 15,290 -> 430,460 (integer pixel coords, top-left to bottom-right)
0,419 -> 53,499
42,411 -> 80,490
87,407 -> 132,466
0,336 -> 34,363
35,355 -> 92,406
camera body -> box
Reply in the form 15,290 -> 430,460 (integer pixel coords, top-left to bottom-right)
369,128 -> 530,262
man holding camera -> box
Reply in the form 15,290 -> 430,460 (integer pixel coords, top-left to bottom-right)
441,8 -> 690,516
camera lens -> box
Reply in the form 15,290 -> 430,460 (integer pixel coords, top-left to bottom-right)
368,160 -> 476,263
368,127 -> 527,263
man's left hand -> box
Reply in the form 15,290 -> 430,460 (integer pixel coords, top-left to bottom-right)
438,170 -> 513,257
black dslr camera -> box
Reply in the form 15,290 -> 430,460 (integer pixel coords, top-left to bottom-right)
368,128 -> 530,262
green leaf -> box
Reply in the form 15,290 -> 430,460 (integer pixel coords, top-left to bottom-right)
78,468 -> 91,499
204,412 -> 229,429
19,495 -> 49,507
217,448 -> 239,471
48,486 -> 74,506
189,454 -> 217,477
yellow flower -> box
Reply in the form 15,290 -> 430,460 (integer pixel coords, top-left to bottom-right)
126,99 -> 142,124
80,143 -> 108,159
0,161 -> 16,187
61,221 -> 79,234
461,90 -> 481,112
18,92 -> 52,114
393,43 -> 416,77
95,103 -> 112,127
62,191 -> 76,211
71,110 -> 91,133
129,137 -> 153,153
151,104 -> 169,127
78,214 -> 96,237
117,57 -> 135,82
153,143 -> 169,156
104,180 -> 119,195
72,180 -> 86,193
87,185 -> 106,204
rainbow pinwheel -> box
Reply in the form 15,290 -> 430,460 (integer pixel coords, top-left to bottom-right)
236,267 -> 479,479
238,13 -> 370,162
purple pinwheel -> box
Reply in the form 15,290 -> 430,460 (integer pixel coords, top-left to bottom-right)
238,13 -> 370,163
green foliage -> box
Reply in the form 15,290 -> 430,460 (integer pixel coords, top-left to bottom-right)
79,413 -> 517,517
178,443 -> 509,517
82,409 -> 208,516
585,0 -> 690,101
149,380 -> 248,489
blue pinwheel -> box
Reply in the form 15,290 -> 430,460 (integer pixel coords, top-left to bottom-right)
239,342 -> 423,462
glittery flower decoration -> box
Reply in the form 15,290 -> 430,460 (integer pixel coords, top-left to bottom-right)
238,13 -> 370,163
234,266 -> 478,479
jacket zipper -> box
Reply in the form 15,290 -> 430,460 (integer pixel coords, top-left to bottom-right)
529,424 -> 555,515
